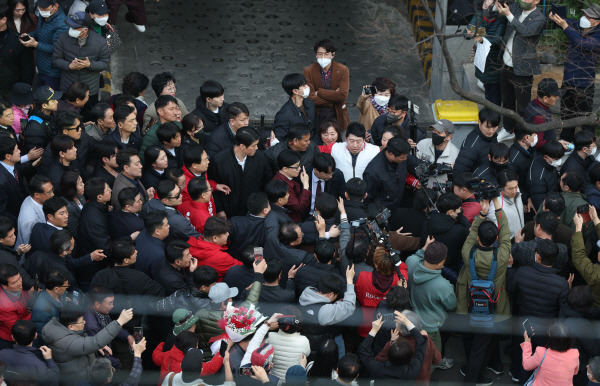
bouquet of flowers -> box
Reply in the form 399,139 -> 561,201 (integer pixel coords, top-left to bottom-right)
218,304 -> 266,342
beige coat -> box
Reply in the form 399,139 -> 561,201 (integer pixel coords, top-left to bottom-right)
356,94 -> 382,131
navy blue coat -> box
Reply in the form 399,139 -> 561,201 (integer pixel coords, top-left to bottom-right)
30,9 -> 68,78
562,20 -> 600,88
273,98 -> 318,141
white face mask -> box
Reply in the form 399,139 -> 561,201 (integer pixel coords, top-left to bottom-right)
580,16 -> 592,29
317,58 -> 331,68
301,86 -> 310,98
551,159 -> 561,167
38,8 -> 52,18
586,145 -> 596,156
68,28 -> 82,38
373,95 -> 390,106
529,134 -> 538,147
94,16 -> 109,26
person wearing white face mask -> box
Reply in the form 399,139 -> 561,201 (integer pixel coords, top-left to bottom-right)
303,39 -> 350,133
356,77 -> 396,133
560,130 -> 596,188
273,73 -> 318,142
19,0 -> 68,91
52,11 -> 109,118
548,4 -> 600,143
526,140 -> 566,210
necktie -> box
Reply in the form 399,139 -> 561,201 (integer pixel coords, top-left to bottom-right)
13,168 -> 19,183
316,180 -> 322,195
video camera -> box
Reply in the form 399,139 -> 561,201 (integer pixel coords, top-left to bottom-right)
351,208 -> 400,262
414,161 -> 453,186
468,178 -> 501,200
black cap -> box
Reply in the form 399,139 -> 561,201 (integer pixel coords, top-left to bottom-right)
65,12 -> 90,28
36,0 -> 56,8
9,83 -> 33,106
88,0 -> 109,15
33,86 -> 62,104
537,78 -> 561,97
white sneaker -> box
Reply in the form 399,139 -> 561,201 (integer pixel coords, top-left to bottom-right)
133,24 -> 146,32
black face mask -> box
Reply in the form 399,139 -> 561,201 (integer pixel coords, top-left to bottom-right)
483,8 -> 499,19
490,160 -> 508,171
432,133 -> 445,146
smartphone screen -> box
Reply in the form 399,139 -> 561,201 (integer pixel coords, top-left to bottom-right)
21,35 -> 30,41
219,340 -> 227,357
134,327 -> 143,343
522,319 -> 534,337
254,247 -> 263,263
239,367 -> 254,376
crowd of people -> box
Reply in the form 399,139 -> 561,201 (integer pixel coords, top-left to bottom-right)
0,0 -> 598,385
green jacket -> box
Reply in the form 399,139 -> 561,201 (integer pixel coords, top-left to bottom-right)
455,210 -> 511,322
138,120 -> 183,164
194,281 -> 262,358
571,225 -> 600,307
560,191 -> 588,231
406,249 -> 456,332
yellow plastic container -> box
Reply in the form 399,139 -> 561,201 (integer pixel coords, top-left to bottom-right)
431,99 -> 479,124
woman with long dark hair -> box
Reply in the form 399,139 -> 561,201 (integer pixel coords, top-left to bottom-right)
7,0 -> 37,34
60,171 -> 85,238
141,145 -> 168,190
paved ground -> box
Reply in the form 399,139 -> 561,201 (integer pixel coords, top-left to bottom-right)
109,0 -> 433,125
108,1 -> 523,385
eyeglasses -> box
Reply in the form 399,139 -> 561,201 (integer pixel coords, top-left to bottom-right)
287,165 -> 302,170
168,192 -> 181,199
65,126 -> 81,131
71,320 -> 86,325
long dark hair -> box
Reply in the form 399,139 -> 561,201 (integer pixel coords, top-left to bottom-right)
60,171 -> 81,201
308,339 -> 338,378
7,0 -> 35,33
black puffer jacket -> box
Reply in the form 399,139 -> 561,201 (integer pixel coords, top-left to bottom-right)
506,264 -> 569,319
561,152 -> 595,187
526,155 -> 560,209
509,143 -> 535,200
453,128 -> 497,174
23,109 -> 56,152
421,211 -> 470,277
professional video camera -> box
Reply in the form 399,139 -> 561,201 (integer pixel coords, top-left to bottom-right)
414,161 -> 453,185
350,208 -> 400,262
469,178 -> 501,200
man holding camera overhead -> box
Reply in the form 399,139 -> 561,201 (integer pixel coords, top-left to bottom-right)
497,0 -> 546,133
416,119 -> 459,188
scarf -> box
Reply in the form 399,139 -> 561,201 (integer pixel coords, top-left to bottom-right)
369,95 -> 387,115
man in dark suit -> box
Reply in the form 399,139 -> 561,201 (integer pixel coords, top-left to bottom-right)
0,135 -> 31,221
308,153 -> 346,212
264,180 -> 293,244
343,177 -> 368,222
208,127 -> 272,218
29,197 -> 69,255
273,73 -> 318,141
497,0 -> 546,133
109,187 -> 144,240
204,102 -> 249,158
228,192 -> 270,259
294,239 -> 343,298
300,192 -> 340,246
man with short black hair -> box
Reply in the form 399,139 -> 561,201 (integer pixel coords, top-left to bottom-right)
111,148 -> 152,211
223,245 -> 267,297
258,260 -> 295,317
294,238 -> 344,297
364,136 -> 422,210
92,142 -> 118,187
299,192 -> 341,245
309,153 -> 346,211
274,73 -> 317,141
104,104 -> 143,150
0,135 -> 31,220
0,217 -> 34,289
314,354 -> 361,386
520,193 -> 573,246
343,177 -> 368,222
30,270 -> 68,345
526,140 -> 566,210
264,180 -> 293,242
453,172 -> 482,224
16,175 -> 54,246
154,240 -> 198,296
473,142 -> 512,186
453,108 -> 499,174
209,127 -> 272,218
177,176 -> 214,234
559,171 -> 589,230
272,150 -> 311,223
524,78 -> 562,148
139,95 -> 181,163
0,320 -> 58,384
187,217 -> 242,281
487,169 -> 524,239
192,80 -> 228,133
509,128 -> 537,198
266,123 -> 320,175
561,130 -> 596,182
143,180 -> 200,241
29,196 -> 69,255
134,211 -> 169,277
85,103 -> 114,143
109,187 -> 144,240
331,122 -> 379,181
205,102 -> 250,157
228,192 -> 271,258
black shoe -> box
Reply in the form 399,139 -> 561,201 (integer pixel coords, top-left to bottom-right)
460,367 -> 493,386
487,363 -> 504,375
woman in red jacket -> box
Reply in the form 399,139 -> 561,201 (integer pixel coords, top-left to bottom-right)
355,247 -> 408,337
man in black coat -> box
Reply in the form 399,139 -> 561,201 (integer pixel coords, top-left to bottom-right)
421,192 -> 470,283
294,239 -> 343,298
343,177 -> 368,222
453,108 -> 500,173
473,142 -> 512,186
228,192 -> 270,259
29,196 -> 69,255
265,124 -> 320,175
526,140 -> 565,210
0,9 -> 34,97
363,137 -> 422,210
208,127 -> 272,218
263,180 -> 293,243
0,136 -> 30,221
560,130 -> 595,185
153,240 -> 196,296
109,187 -> 144,240
308,153 -> 346,212
191,80 -> 228,133
506,238 -> 570,382
76,177 -> 113,290
300,193 -> 340,246
273,73 -> 317,141
223,247 -> 267,298
509,129 -> 537,202
258,260 -> 296,317
0,217 -> 35,290
204,102 -> 249,157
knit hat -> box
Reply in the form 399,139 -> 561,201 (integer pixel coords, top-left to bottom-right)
424,242 -> 448,264
180,348 -> 204,383
251,343 -> 275,367
285,365 -> 307,386
172,308 -> 200,336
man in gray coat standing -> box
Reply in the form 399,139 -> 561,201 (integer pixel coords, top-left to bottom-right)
52,11 -> 109,116
42,304 -> 133,385
497,0 -> 546,133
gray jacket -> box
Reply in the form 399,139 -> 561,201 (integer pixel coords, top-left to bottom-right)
41,317 -> 122,382
502,3 -> 546,76
298,284 -> 356,326
52,30 -> 110,95
142,198 -> 200,241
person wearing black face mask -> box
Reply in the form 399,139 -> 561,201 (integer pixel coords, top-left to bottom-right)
469,0 -> 508,106
370,94 -> 426,147
416,119 -> 459,188
473,142 -> 513,186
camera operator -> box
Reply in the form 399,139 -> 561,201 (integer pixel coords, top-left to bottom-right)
473,142 -> 512,186
363,136 -> 423,210
453,172 -> 482,223
486,169 -> 524,239
415,119 -> 458,188
421,192 -> 470,284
